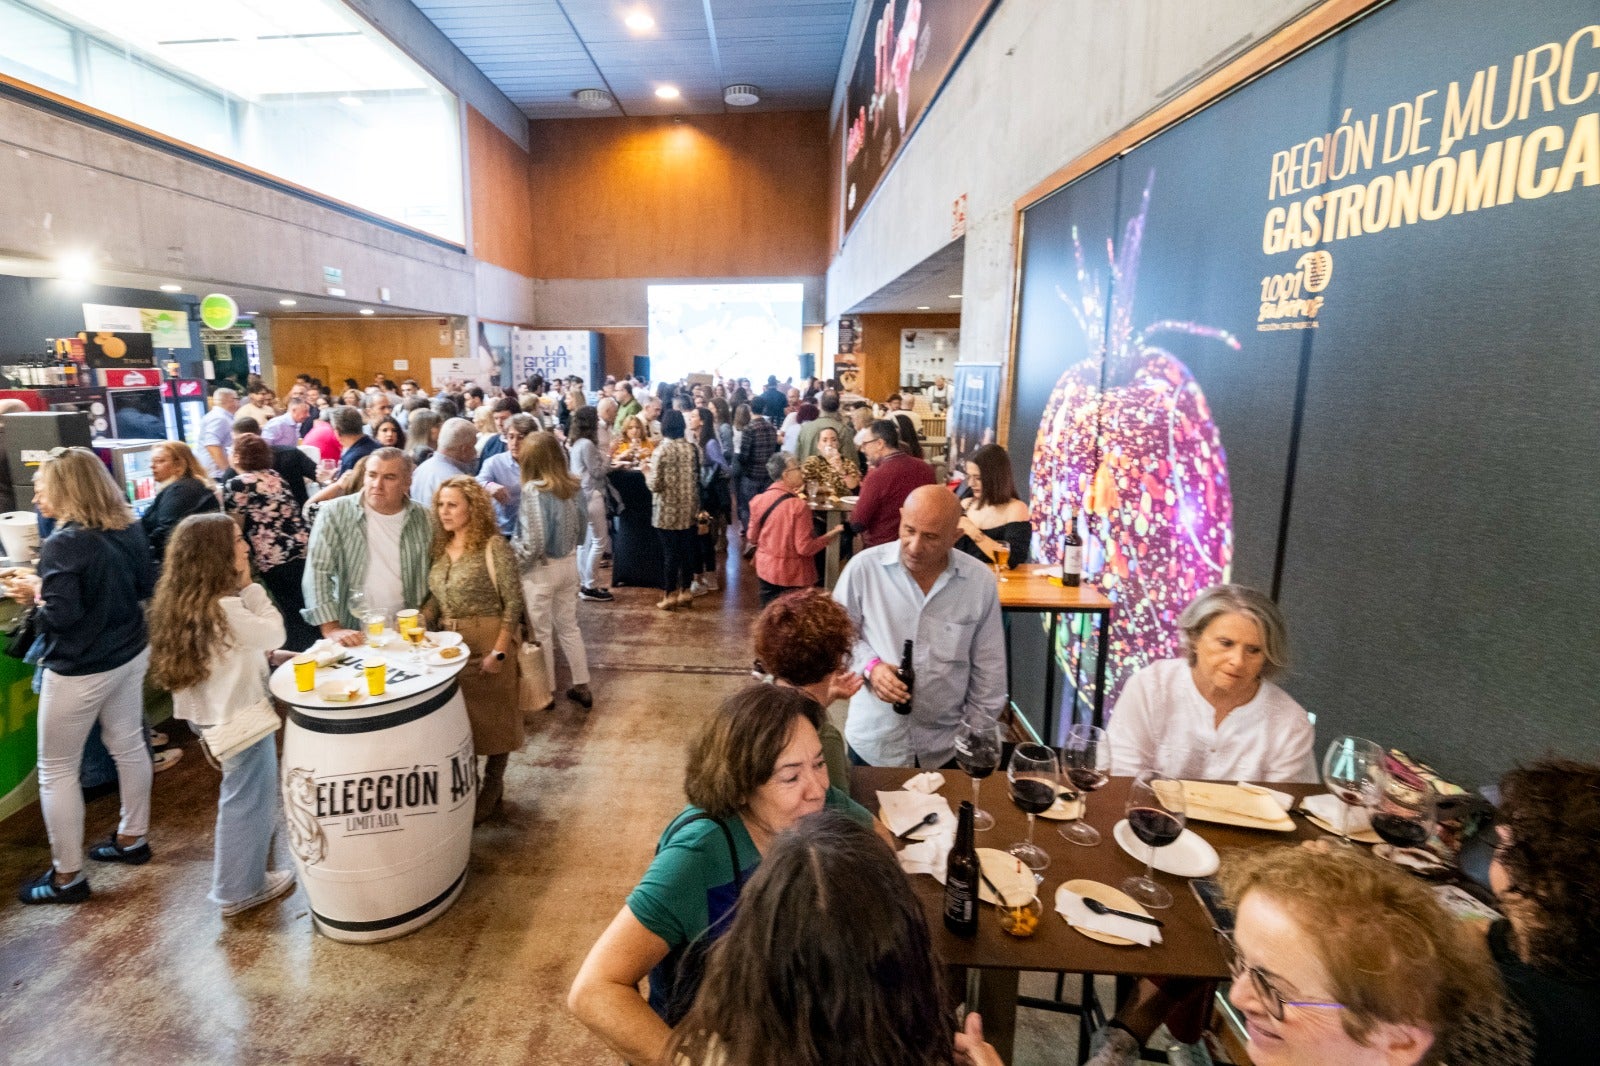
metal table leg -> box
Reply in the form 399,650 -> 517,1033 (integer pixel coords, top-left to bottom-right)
1042,611 -> 1059,746
1092,610 -> 1110,729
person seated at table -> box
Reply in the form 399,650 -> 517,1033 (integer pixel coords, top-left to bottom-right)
1107,583 -> 1317,783
611,415 -> 654,464
1203,844 -> 1497,1066
665,809 -> 1002,1066
147,514 -> 295,916
834,486 -> 1006,769
746,452 -> 842,607
567,685 -> 885,1063
799,425 -> 861,499
955,443 -> 1031,569
752,589 -> 862,790
1454,757 -> 1600,1064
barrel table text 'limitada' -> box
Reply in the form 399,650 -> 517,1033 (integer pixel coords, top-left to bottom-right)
269,645 -> 474,943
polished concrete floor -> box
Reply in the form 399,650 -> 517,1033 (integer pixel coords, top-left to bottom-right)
0,545 -> 1099,1065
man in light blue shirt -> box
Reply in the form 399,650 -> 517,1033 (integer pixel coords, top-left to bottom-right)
476,413 -> 533,535
261,398 -> 309,449
833,485 -> 1007,767
410,417 -> 477,507
197,387 -> 239,479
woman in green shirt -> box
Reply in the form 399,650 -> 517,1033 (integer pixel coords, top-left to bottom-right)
568,685 -> 889,1063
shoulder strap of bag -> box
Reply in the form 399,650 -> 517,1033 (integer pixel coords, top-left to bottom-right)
748,493 -> 787,546
656,811 -> 744,891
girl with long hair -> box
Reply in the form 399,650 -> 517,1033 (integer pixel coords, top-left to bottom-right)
147,514 -> 295,915
513,433 -> 593,709
956,443 -> 1032,570
7,449 -> 157,904
424,476 -> 524,822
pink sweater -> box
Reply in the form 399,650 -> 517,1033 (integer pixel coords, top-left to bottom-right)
748,486 -> 831,588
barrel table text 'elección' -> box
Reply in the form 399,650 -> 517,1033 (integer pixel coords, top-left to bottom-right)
269,646 -> 473,943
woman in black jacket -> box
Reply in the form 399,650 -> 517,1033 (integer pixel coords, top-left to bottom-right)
6,448 -> 157,904
142,440 -> 219,563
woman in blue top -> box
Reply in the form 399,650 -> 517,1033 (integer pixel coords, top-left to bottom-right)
568,685 -> 890,1063
513,431 -> 593,709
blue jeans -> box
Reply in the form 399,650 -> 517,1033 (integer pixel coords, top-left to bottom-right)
206,731 -> 279,907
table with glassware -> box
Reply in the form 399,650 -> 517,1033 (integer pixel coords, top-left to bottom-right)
807,493 -> 854,588
853,766 -> 1330,1063
994,564 -> 1114,743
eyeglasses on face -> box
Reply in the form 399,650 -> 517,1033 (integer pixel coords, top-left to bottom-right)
1224,936 -> 1345,1022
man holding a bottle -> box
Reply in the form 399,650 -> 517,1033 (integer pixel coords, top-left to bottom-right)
833,486 -> 1006,768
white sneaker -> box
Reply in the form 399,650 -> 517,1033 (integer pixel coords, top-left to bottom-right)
701,573 -> 719,591
152,749 -> 184,774
689,579 -> 710,597
221,869 -> 296,917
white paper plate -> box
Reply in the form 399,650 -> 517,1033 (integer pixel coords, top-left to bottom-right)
976,848 -> 1039,906
426,647 -> 471,667
839,495 -> 859,504
1112,819 -> 1219,878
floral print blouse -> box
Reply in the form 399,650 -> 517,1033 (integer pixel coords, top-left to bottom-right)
223,469 -> 309,573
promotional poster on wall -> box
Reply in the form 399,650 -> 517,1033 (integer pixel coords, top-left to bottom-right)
512,329 -> 598,390
947,362 -> 1000,468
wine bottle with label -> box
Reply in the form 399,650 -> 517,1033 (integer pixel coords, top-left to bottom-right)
943,800 -> 979,937
1061,509 -> 1083,588
893,639 -> 915,715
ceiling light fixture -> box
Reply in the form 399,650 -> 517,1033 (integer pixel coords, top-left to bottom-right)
338,95 -> 362,107
723,84 -> 760,106
575,88 -> 614,111
625,10 -> 655,32
159,284 -> 183,293
655,85 -> 681,100
949,293 -> 963,299
359,308 -> 375,315
56,252 -> 93,283
278,298 -> 298,307
916,305 -> 931,310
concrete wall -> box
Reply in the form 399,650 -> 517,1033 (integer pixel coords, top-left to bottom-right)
826,0 -> 1326,362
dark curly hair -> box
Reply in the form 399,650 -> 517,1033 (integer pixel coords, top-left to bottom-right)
1495,758 -> 1600,980
755,589 -> 855,686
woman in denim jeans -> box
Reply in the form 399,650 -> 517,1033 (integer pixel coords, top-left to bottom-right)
148,514 -> 296,916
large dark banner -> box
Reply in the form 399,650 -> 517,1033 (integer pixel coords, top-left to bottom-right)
1009,0 -> 1600,783
946,362 -> 1001,465
842,0 -> 1000,233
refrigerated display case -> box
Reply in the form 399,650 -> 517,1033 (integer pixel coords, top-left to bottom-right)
94,368 -> 169,440
92,438 -> 164,517
162,377 -> 207,446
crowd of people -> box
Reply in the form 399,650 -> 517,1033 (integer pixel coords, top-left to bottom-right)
5,366 -> 1594,1066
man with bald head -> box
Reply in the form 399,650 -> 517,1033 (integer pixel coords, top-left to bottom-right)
833,485 -> 1007,767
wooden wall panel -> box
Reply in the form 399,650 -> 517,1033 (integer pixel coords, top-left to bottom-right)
467,106 -> 537,278
270,317 -> 457,395
853,312 -> 962,403
527,112 -> 830,279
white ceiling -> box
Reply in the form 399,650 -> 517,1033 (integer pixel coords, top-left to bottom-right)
410,0 -> 857,118
845,238 -> 966,315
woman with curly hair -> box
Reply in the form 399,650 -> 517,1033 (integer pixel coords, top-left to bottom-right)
422,476 -> 523,823
753,590 -> 862,791
146,514 -> 295,916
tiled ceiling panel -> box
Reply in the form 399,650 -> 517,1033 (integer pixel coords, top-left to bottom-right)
410,0 -> 855,118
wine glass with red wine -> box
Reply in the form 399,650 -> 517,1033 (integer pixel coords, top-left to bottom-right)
1121,770 -> 1185,909
1058,723 -> 1109,847
1321,736 -> 1386,846
954,711 -> 1002,832
1368,778 -> 1438,852
1006,743 -> 1060,871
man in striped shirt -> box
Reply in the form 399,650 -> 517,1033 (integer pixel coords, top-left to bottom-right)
301,448 -> 433,647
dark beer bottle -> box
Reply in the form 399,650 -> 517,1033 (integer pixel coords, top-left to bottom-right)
893,639 -> 915,715
1061,510 -> 1083,588
943,801 -> 980,937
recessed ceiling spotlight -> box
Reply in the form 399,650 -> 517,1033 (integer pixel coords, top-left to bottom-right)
575,88 -> 615,111
916,305 -> 931,310
338,95 -> 362,107
56,252 -> 93,282
625,9 -> 655,32
723,84 -> 760,106
949,293 -> 963,299
159,284 -> 183,293
278,298 -> 298,307
359,308 -> 375,315
655,85 -> 681,100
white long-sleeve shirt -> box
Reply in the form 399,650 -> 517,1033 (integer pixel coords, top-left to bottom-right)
1107,658 -> 1318,783
172,583 -> 285,727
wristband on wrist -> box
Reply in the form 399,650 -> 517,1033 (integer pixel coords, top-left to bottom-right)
863,657 -> 882,681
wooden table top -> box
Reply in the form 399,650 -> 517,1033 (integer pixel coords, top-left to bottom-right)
851,768 -> 1324,978
995,564 -> 1114,612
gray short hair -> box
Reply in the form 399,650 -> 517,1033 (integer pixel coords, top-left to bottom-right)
331,405 -> 365,436
1177,584 -> 1290,679
437,417 -> 478,454
367,446 -> 413,474
767,450 -> 796,482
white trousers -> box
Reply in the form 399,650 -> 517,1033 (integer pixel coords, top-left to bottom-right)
521,555 -> 591,686
38,647 -> 152,873
578,489 -> 610,590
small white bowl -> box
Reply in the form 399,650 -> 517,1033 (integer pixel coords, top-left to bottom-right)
431,631 -> 464,648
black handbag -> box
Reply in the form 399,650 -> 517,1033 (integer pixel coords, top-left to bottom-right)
652,813 -> 744,1026
5,605 -> 38,659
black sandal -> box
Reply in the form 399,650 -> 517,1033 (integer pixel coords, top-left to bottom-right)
18,867 -> 90,905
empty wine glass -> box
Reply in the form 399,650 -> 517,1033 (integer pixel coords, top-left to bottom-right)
1322,736 -> 1386,846
1122,770 -> 1185,909
1006,743 -> 1059,871
1059,723 -> 1110,846
953,712 -> 1002,832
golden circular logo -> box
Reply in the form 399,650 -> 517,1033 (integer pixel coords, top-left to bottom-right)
94,331 -> 127,358
1297,250 -> 1334,293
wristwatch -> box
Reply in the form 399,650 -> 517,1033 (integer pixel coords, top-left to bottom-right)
492,650 -> 506,661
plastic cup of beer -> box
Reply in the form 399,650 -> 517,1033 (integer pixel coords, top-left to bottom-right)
292,654 -> 316,692
365,612 -> 387,646
993,544 -> 1011,580
364,657 -> 388,696
396,609 -> 420,634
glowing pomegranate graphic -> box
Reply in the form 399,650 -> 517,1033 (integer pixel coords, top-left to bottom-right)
1031,173 -> 1240,711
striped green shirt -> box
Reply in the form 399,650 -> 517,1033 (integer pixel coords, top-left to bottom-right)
300,494 -> 433,628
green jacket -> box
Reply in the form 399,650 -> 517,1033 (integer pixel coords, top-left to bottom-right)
300,494 -> 433,629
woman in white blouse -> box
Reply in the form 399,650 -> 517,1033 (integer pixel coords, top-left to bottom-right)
147,514 -> 296,916
1108,584 -> 1317,783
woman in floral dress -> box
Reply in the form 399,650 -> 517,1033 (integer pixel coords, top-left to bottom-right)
223,433 -> 316,651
